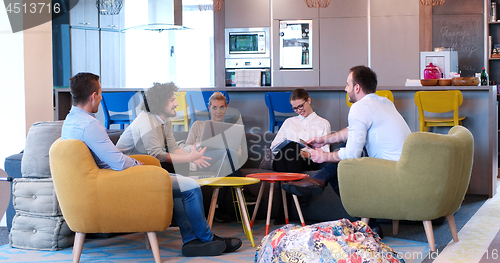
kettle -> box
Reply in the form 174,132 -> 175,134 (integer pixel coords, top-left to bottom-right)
423,63 -> 442,79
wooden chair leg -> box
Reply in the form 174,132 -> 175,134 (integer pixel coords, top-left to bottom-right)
73,232 -> 86,263
208,187 -> 220,228
392,220 -> 399,235
446,214 -> 459,242
361,218 -> 370,225
147,232 -> 162,263
423,220 -> 436,252
145,233 -> 151,249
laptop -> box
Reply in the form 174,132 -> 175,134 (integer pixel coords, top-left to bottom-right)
199,121 -> 244,151
190,121 -> 244,179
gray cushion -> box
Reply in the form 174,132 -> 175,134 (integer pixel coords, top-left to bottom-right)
12,178 -> 62,217
9,213 -> 73,250
21,121 -> 63,178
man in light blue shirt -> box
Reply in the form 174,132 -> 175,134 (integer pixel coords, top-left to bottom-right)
282,66 -> 411,212
61,73 -> 241,257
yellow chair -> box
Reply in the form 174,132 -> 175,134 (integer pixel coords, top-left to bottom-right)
414,90 -> 466,132
346,90 -> 394,107
49,139 -> 173,263
171,91 -> 190,131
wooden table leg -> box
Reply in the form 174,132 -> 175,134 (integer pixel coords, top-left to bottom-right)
265,182 -> 274,235
281,188 -> 289,224
292,194 -> 306,227
250,181 -> 266,229
235,187 -> 255,247
208,187 -> 220,228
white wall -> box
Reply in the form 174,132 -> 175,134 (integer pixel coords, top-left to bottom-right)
0,4 -> 54,226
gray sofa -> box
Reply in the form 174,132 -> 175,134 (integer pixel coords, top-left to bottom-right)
4,128 -> 353,236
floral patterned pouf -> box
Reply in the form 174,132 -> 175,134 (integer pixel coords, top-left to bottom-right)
255,218 -> 405,263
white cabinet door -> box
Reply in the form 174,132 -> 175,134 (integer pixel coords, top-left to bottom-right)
100,31 -> 122,88
70,28 -> 100,76
70,0 -> 99,28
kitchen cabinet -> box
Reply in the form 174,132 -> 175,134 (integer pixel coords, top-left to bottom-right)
100,31 -> 124,88
69,0 -> 125,87
70,28 -> 100,76
69,0 -> 99,28
225,0 -> 270,28
99,13 -> 124,31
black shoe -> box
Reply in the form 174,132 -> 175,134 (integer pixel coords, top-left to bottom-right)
371,225 -> 384,239
214,210 -> 232,223
281,177 -> 325,196
212,234 -> 242,253
243,188 -> 257,202
181,238 -> 226,257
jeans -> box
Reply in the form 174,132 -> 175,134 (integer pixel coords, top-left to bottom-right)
170,174 -> 213,244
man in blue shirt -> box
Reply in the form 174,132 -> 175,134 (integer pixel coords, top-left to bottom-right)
62,73 -> 241,257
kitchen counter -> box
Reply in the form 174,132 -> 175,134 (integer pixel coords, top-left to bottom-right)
54,86 -> 498,197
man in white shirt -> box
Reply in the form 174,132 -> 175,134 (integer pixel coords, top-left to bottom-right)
282,66 -> 411,201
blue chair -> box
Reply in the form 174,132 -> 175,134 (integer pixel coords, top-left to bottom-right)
265,92 -> 295,132
186,90 -> 233,127
101,92 -> 139,129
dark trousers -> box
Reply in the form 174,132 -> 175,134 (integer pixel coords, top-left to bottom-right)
272,142 -> 320,220
272,142 -> 320,173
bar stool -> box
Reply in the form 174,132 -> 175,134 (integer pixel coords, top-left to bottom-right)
197,177 -> 260,247
346,90 -> 394,107
414,90 -> 466,132
246,172 -> 307,235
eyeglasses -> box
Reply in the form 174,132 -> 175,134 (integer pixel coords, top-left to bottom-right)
292,100 -> 307,111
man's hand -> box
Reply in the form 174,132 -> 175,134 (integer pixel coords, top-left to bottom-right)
306,137 -> 326,148
190,145 -> 211,168
309,148 -> 328,163
137,161 -> 144,165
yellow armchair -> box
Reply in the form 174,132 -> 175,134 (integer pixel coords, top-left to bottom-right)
49,139 -> 173,263
338,126 -> 473,252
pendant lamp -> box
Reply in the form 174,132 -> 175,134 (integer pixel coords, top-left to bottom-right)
420,0 -> 445,6
304,0 -> 331,8
96,0 -> 123,15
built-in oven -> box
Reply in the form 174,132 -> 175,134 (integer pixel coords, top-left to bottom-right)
225,58 -> 271,86
225,28 -> 270,58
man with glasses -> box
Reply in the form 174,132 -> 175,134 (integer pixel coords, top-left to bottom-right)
281,66 -> 411,236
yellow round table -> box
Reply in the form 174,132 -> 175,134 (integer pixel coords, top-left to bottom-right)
197,177 -> 260,247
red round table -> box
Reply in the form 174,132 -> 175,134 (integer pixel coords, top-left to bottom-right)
246,172 -> 308,235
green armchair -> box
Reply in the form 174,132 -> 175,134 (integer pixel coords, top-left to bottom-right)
338,126 -> 473,252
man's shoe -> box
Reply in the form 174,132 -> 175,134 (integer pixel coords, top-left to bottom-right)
181,238 -> 226,257
213,235 -> 242,253
371,225 -> 384,239
214,209 -> 232,223
243,188 -> 258,202
281,177 -> 326,196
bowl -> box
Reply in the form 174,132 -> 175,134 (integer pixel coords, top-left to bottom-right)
452,77 -> 479,86
420,79 -> 438,86
438,79 -> 452,86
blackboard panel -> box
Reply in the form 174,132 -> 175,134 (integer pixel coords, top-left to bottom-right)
432,0 -> 483,15
433,15 -> 484,77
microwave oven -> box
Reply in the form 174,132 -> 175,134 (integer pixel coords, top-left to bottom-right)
225,27 -> 270,58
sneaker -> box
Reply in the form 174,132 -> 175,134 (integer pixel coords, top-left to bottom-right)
212,235 -> 242,253
181,238 -> 226,257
